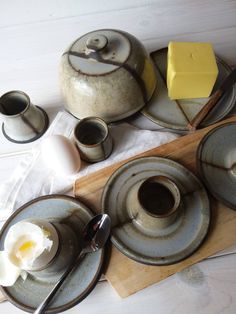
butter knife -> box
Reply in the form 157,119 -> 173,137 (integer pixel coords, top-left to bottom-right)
187,68 -> 236,131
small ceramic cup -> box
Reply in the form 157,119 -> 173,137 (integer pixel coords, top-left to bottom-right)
0,90 -> 49,143
127,175 -> 182,231
74,117 -> 113,163
25,219 -> 81,279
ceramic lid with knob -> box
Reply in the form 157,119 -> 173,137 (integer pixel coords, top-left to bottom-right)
60,29 -> 157,122
68,30 -> 131,75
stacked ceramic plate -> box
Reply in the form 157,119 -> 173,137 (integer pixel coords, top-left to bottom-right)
129,48 -> 236,132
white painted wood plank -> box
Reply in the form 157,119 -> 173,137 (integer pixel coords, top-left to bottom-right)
1,0 -> 235,30
1,0 -> 236,60
0,0 -> 158,28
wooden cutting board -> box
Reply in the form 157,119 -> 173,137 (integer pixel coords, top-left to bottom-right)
74,115 -> 236,298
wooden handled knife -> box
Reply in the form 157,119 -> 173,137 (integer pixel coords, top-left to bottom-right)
187,68 -> 236,131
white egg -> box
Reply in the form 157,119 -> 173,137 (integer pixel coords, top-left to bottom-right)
40,135 -> 81,176
0,251 -> 22,286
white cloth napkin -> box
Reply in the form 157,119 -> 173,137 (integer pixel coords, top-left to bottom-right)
0,111 -> 178,221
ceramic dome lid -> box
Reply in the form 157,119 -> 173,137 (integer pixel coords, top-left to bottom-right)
67,29 -> 131,75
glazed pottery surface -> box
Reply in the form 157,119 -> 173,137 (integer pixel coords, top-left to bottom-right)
139,48 -> 236,131
128,175 -> 182,230
29,221 -> 80,279
0,91 -> 48,143
102,156 -> 210,265
60,29 -> 157,122
197,122 -> 236,210
0,195 -> 103,313
74,117 -> 113,163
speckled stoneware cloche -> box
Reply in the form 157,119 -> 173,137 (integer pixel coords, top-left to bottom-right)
60,29 -> 157,122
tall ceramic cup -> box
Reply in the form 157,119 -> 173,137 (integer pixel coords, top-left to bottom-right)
127,175 -> 182,231
0,90 -> 49,143
74,117 -> 113,163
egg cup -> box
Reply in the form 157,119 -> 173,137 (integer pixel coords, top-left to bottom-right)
27,220 -> 81,279
4,218 -> 82,280
0,90 -> 49,144
74,117 -> 113,163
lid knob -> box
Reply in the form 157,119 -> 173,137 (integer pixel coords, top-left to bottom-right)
86,35 -> 108,52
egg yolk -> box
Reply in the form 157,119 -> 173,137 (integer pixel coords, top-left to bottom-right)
18,241 -> 36,257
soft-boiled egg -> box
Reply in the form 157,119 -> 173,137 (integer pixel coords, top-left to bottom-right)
0,220 -> 59,286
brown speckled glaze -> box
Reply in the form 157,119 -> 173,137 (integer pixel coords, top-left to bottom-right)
0,91 -> 48,144
102,157 -> 210,265
128,175 -> 182,230
59,29 -> 157,122
197,122 -> 236,210
74,117 -> 113,163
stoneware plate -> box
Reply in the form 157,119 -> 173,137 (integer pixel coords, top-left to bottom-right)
0,195 -> 104,313
197,122 -> 236,210
102,156 -> 210,265
137,48 -> 236,131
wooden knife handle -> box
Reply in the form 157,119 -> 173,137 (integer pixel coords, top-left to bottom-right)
187,89 -> 223,131
0,291 -> 6,302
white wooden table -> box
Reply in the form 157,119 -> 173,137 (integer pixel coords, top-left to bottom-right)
0,1 -> 236,313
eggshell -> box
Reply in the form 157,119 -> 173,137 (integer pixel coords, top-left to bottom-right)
0,251 -> 21,286
40,135 -> 81,176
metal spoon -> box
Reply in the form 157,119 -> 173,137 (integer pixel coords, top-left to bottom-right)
34,213 -> 111,314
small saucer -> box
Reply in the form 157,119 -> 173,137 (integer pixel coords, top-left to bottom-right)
197,122 -> 236,210
137,48 -> 236,131
0,195 -> 104,313
102,157 -> 210,265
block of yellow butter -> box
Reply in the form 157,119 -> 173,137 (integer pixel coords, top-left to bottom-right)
167,42 -> 219,99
